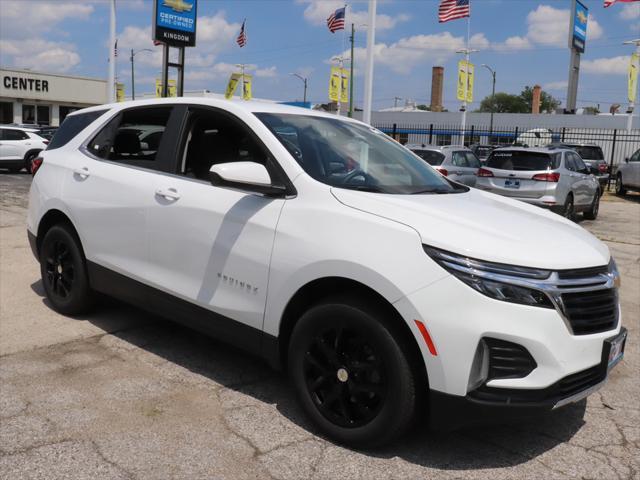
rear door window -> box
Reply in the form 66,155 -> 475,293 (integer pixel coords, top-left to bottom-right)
3,129 -> 29,141
574,146 -> 604,160
565,154 -> 577,171
412,150 -> 444,166
47,110 -> 108,150
464,152 -> 481,169
86,106 -> 180,172
486,151 -> 558,171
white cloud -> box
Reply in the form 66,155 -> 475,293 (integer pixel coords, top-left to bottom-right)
582,56 -> 629,75
544,81 -> 568,90
619,3 -> 640,20
329,32 -> 488,75
526,5 -> 603,47
0,38 -> 81,73
255,66 -> 277,78
486,4 -> 604,53
297,0 -> 409,31
0,1 -> 93,39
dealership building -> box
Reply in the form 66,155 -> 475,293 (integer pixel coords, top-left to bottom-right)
0,68 -> 107,126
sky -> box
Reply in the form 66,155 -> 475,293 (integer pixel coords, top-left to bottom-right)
0,0 -> 639,112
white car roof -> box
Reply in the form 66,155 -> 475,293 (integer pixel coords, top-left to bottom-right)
69,97 -> 362,124
0,125 -> 39,132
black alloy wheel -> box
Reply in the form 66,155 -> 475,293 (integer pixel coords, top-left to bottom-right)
563,194 -> 575,221
288,299 -> 416,448
616,174 -> 626,196
39,224 -> 93,315
303,326 -> 386,428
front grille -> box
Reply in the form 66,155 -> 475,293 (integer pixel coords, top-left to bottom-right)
485,338 -> 537,380
558,265 -> 608,280
561,289 -> 618,335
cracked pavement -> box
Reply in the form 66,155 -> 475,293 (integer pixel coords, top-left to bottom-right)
1,173 -> 638,480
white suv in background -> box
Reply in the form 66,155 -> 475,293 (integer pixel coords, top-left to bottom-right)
0,126 -> 49,173
27,99 -> 626,447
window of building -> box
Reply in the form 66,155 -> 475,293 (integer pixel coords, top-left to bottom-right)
22,104 -> 36,124
37,105 -> 50,126
87,106 -> 172,167
0,102 -> 13,124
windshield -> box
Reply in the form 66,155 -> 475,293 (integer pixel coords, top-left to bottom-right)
473,146 -> 493,158
573,146 -> 604,161
486,150 -> 560,171
257,113 -> 460,194
411,149 -> 445,166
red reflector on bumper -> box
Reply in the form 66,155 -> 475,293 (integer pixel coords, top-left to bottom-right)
414,320 -> 438,356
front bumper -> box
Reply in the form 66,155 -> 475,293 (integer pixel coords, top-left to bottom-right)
429,327 -> 627,431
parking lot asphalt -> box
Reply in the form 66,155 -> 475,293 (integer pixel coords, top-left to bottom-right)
1,172 -> 639,480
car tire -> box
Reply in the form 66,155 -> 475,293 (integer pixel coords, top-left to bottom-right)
615,174 -> 626,196
583,192 -> 600,220
288,298 -> 416,448
39,224 -> 94,315
24,151 -> 39,174
562,193 -> 575,221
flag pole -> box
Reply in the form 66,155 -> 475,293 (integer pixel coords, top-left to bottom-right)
362,0 -> 377,124
461,14 -> 470,146
349,23 -> 355,117
108,0 -> 116,103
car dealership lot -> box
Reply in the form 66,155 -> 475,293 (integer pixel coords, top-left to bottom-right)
1,173 -> 638,479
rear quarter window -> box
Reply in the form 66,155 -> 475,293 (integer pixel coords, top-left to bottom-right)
47,109 -> 108,150
486,151 -> 559,171
412,150 -> 445,166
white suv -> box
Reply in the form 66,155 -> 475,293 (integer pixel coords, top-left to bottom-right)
27,99 -> 626,447
0,126 -> 49,172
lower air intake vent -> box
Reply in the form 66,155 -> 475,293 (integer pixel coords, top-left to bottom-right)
485,338 -> 537,380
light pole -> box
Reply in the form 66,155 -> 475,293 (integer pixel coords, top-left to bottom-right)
481,64 -> 496,137
130,48 -> 153,100
289,73 -> 308,103
624,39 -> 640,132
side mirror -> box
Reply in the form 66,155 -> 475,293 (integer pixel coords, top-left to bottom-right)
624,157 -> 629,163
209,162 -> 287,197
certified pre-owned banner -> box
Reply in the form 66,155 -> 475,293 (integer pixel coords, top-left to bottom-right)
153,0 -> 197,47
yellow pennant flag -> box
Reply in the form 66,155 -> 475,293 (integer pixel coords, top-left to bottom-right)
116,82 -> 125,102
340,68 -> 349,104
242,74 -> 253,100
457,60 -> 474,103
225,73 -> 241,99
155,79 -> 177,98
329,66 -> 341,102
629,52 -> 639,103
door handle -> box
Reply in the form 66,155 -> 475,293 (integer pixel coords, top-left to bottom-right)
73,167 -> 90,178
155,187 -> 180,201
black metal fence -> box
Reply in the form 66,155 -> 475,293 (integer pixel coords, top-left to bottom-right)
373,122 -> 640,171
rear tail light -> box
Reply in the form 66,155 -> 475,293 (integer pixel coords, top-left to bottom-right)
598,164 -> 608,174
477,167 -> 494,177
532,172 -> 560,182
435,167 -> 448,176
31,157 -> 43,176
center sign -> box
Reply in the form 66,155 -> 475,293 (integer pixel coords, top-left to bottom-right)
153,0 -> 197,47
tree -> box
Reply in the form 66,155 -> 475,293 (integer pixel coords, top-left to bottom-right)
477,93 -> 528,113
583,106 -> 600,115
416,104 -> 430,111
520,86 -> 561,113
477,87 -> 561,114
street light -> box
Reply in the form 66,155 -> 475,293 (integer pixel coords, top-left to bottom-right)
289,73 -> 308,103
481,64 -> 496,136
130,48 -> 153,100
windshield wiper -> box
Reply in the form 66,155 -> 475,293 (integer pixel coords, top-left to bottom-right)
340,185 -> 386,193
410,188 -> 453,194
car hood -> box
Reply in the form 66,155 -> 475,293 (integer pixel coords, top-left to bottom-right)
331,187 -> 609,270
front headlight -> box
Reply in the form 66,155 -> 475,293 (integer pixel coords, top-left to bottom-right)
423,245 -> 554,308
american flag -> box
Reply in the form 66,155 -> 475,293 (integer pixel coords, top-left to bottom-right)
327,7 -> 346,33
439,0 -> 470,23
604,0 -> 639,7
237,20 -> 247,48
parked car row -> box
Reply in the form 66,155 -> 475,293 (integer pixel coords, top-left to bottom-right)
615,148 -> 640,196
408,144 -> 602,221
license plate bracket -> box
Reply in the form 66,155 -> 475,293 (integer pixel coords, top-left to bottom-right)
605,328 -> 627,372
504,179 -> 520,189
